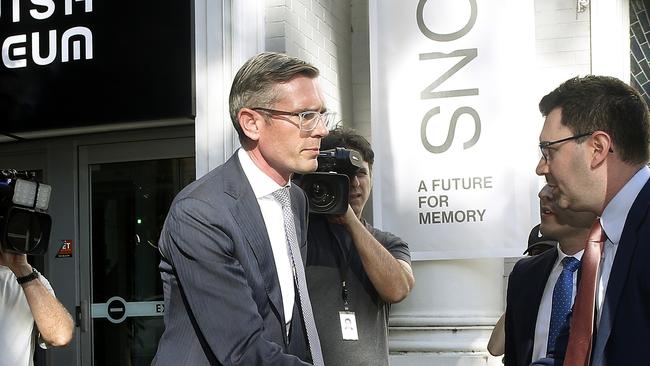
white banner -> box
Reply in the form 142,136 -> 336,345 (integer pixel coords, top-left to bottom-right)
369,0 -> 541,260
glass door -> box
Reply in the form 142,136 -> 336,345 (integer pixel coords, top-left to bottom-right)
78,138 -> 194,366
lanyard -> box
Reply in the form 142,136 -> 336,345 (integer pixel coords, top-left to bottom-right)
326,222 -> 352,311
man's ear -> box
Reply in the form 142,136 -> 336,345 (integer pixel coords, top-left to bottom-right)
590,131 -> 612,168
238,108 -> 263,141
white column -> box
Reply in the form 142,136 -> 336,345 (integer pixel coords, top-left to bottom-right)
194,0 -> 264,177
591,0 -> 630,79
389,259 -> 504,365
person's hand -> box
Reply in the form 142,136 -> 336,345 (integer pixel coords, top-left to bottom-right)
326,205 -> 357,227
0,250 -> 32,277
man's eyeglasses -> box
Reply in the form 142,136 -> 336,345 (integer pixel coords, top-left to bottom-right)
539,132 -> 593,162
251,107 -> 336,132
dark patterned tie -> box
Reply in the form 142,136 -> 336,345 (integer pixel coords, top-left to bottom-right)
272,187 -> 324,366
564,219 -> 605,366
547,256 -> 580,353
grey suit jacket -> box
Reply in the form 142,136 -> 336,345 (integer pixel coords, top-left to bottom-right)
152,153 -> 313,366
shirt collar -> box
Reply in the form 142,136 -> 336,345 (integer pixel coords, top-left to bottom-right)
555,244 -> 584,264
238,148 -> 290,199
601,166 -> 650,245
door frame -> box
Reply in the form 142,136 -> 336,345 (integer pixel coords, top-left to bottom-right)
78,136 -> 195,365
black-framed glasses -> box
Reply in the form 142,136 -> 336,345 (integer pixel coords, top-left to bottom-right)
539,131 -> 593,162
251,107 -> 336,132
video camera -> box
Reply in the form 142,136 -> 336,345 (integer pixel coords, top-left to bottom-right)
0,170 -> 52,255
294,148 -> 363,215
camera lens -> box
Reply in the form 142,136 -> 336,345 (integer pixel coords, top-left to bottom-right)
309,181 -> 337,211
6,209 -> 43,252
3,207 -> 50,254
295,172 -> 349,215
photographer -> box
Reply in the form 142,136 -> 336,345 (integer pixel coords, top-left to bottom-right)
0,249 -> 74,366
305,127 -> 415,366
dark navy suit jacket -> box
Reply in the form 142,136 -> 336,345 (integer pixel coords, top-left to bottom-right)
152,153 -> 312,365
504,248 -> 558,366
540,178 -> 650,366
589,178 -> 650,366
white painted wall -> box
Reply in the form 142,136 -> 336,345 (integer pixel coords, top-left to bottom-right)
533,0 -> 592,108
350,0 -> 371,138
265,0 -> 354,126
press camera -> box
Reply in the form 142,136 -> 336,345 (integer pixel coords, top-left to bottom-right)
0,170 -> 52,255
295,148 -> 363,215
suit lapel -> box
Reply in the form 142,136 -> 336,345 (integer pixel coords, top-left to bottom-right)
224,156 -> 287,340
592,179 -> 650,366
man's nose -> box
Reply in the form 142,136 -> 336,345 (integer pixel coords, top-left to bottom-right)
350,175 -> 360,187
535,156 -> 548,176
310,119 -> 329,138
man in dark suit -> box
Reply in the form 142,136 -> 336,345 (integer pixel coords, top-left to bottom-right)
536,75 -> 650,365
504,185 -> 595,366
152,52 -> 333,365
487,225 -> 556,358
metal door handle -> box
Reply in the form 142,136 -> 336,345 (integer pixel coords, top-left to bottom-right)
77,300 -> 90,332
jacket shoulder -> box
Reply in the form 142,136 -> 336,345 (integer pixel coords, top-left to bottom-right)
174,154 -> 243,203
508,249 -> 556,290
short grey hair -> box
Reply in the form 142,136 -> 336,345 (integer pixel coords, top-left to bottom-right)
228,52 -> 319,141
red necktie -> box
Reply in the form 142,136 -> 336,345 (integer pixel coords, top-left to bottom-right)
564,219 -> 605,366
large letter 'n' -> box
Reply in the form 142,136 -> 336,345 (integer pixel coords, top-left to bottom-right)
419,49 -> 478,100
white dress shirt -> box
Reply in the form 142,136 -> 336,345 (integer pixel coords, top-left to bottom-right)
531,245 -> 584,361
238,149 -> 295,324
597,166 -> 650,325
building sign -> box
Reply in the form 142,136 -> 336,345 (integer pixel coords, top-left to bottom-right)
0,0 -> 194,133
370,0 -> 540,259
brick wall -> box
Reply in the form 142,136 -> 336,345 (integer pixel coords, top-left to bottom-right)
630,0 -> 650,106
265,0 -> 353,126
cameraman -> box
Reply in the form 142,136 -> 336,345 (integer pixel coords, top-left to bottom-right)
0,250 -> 74,366
305,127 -> 415,366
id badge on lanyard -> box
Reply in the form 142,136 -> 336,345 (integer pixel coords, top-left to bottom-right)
330,223 -> 360,341
339,310 -> 359,340
339,279 -> 358,340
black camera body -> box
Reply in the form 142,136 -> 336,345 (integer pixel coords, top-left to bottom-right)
294,148 -> 363,215
0,170 -> 52,255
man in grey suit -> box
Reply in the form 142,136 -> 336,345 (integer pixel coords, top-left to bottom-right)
152,52 -> 334,365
